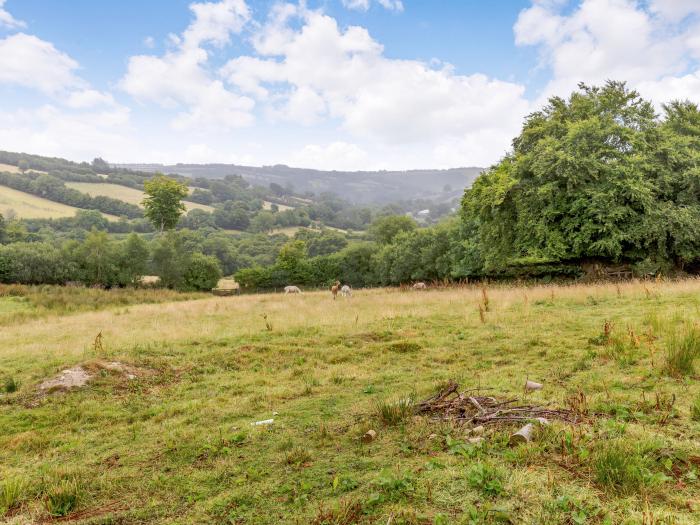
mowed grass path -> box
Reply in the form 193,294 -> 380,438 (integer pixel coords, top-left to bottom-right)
2,282 -> 700,523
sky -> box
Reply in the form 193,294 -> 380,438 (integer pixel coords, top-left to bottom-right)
1,0 -> 700,171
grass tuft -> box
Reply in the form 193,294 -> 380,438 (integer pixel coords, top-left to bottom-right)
2,376 -> 18,393
664,325 -> 700,377
44,479 -> 81,517
374,396 -> 414,426
0,477 -> 26,516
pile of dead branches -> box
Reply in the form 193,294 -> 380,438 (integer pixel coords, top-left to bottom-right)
415,380 -> 582,426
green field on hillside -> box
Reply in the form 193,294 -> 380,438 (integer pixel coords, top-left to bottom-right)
0,185 -> 118,220
65,182 -> 214,213
1,281 -> 700,523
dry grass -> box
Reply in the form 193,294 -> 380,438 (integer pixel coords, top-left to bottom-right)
0,185 -> 118,220
1,279 -> 699,523
262,200 -> 294,211
65,182 -> 214,213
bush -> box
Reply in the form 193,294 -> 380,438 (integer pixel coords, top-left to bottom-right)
182,253 -> 222,291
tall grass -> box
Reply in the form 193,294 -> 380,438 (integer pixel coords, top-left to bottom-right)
0,284 -> 206,325
0,477 -> 26,515
664,325 -> 700,377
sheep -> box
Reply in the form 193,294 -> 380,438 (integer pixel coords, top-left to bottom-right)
412,282 -> 427,290
330,280 -> 341,300
284,285 -> 302,294
340,285 -> 352,297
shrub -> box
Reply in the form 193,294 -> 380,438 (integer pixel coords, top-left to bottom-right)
182,253 -> 222,291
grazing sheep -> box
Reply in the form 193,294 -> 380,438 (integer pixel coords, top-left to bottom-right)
412,282 -> 427,290
284,285 -> 302,294
331,280 -> 341,300
340,285 -> 352,297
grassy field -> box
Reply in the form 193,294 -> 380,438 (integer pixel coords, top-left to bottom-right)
65,182 -> 215,213
263,200 -> 295,212
0,185 -> 118,220
1,281 -> 700,524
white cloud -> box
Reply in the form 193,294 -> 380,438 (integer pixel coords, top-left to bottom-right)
0,33 -> 82,94
341,0 -> 404,12
182,0 -> 250,48
0,0 -> 24,28
120,0 -> 254,130
648,0 -> 700,22
0,105 -> 133,161
65,89 -> 118,109
221,10 -> 529,164
515,0 -> 700,106
143,36 -> 155,48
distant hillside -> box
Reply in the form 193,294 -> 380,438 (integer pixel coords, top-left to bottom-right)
118,163 -> 483,204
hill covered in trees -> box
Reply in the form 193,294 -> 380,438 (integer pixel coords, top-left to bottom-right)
119,163 -> 481,205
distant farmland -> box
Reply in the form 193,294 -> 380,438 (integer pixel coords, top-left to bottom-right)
0,185 -> 118,220
65,182 -> 215,213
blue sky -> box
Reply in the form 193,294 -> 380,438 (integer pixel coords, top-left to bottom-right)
1,0 -> 700,169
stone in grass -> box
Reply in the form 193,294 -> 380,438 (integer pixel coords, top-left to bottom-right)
362,429 -> 377,443
38,367 -> 91,392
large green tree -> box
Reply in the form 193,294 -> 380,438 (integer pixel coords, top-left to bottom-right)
142,175 -> 189,232
460,81 -> 673,275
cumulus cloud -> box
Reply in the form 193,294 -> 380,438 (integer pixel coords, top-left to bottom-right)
341,0 -> 404,12
120,0 -> 254,130
0,0 -> 25,28
222,9 -> 528,163
0,33 -> 82,94
0,105 -> 133,161
515,0 -> 700,105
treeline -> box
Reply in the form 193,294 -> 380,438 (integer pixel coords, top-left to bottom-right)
235,82 -> 700,287
234,216 -> 458,288
0,171 -> 142,218
0,230 -> 221,291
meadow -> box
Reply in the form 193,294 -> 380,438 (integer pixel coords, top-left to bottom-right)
64,183 -> 215,213
1,280 -> 700,524
0,185 -> 119,220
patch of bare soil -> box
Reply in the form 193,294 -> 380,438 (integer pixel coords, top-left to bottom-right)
37,360 -> 148,395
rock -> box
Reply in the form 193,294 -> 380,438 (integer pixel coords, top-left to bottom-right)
38,367 -> 91,392
362,429 -> 377,443
251,419 -> 274,426
469,425 -> 485,435
468,437 -> 485,444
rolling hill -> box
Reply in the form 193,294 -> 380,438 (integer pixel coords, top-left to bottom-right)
119,163 -> 483,204
65,182 -> 215,213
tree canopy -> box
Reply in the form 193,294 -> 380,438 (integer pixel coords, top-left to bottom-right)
460,81 -> 700,276
142,175 -> 189,232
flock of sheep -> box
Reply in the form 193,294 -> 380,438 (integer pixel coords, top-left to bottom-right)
283,281 -> 427,297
